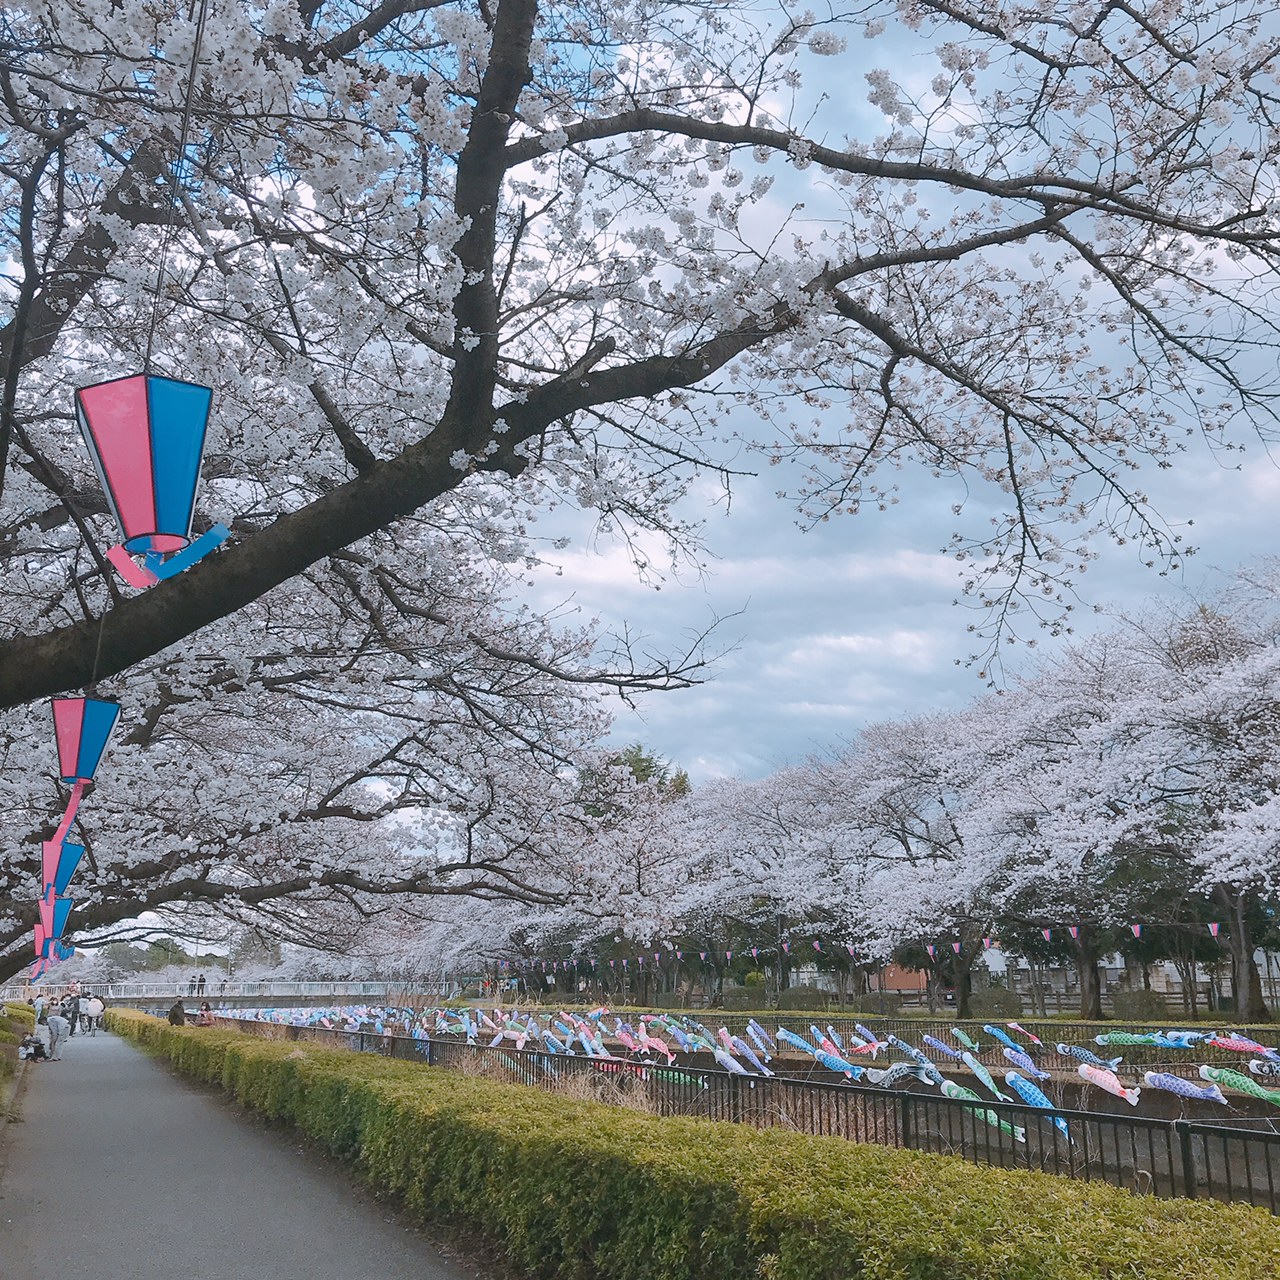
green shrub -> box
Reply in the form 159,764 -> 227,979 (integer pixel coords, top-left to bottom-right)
3,1003 -> 35,1031
106,1008 -> 1280,1280
775,984 -> 830,1011
841,993 -> 903,1015
969,987 -> 1024,1018
1111,988 -> 1171,1021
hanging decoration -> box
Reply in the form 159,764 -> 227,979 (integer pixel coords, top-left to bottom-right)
41,839 -> 84,900
53,695 -> 120,784
32,697 -> 122,975
1208,922 -> 1221,938
1041,928 -> 1052,941
1069,926 -> 1080,940
1130,923 -> 1143,938
75,374 -> 229,588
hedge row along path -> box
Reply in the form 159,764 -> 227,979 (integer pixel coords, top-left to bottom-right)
103,1010 -> 1280,1280
0,1029 -> 482,1280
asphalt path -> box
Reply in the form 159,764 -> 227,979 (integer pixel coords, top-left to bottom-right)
0,1028 -> 485,1280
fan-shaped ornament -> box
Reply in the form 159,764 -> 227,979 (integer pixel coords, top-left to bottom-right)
75,373 -> 229,587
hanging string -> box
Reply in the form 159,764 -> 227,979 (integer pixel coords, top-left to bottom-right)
88,600 -> 109,693
143,0 -> 213,372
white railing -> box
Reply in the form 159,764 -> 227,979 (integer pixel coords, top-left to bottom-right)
0,979 -> 454,1003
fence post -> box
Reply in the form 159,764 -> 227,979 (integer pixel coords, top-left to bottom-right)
427,1037 -> 435,1067
1175,1120 -> 1198,1199
898,1091 -> 913,1150
728,1072 -> 742,1124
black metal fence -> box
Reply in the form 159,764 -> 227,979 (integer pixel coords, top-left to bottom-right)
228,1019 -> 1280,1214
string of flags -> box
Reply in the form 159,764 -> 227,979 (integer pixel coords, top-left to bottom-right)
30,374 -> 228,979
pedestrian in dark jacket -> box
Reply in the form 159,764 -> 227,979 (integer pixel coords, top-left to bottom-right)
168,999 -> 186,1027
64,991 -> 81,1036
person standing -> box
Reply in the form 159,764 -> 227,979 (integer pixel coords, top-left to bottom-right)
46,1006 -> 70,1060
64,989 -> 81,1036
34,1015 -> 52,1060
187,974 -> 197,996
196,973 -> 206,996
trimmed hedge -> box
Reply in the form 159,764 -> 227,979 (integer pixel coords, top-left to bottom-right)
3,1003 -> 35,1030
1,1004 -> 34,1081
107,1009 -> 1280,1279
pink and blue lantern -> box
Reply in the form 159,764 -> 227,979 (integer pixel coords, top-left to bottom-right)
75,373 -> 229,587
53,696 -> 120,784
42,839 -> 84,901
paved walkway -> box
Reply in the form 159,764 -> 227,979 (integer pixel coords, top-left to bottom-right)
0,1029 -> 484,1280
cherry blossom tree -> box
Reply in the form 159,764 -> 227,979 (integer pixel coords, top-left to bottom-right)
6,0 -> 1280,692
0,533 -> 665,981
5,0 -> 1280,975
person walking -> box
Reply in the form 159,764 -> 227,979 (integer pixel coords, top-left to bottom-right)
84,994 -> 105,1035
46,1007 -> 70,1060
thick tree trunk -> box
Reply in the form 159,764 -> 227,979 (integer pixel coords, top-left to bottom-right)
1171,953 -> 1200,1018
1074,927 -> 1105,1019
949,945 -> 975,1020
1218,886 -> 1272,1022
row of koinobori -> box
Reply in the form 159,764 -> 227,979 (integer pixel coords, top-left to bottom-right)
31,373 -> 230,979
216,1005 -> 1280,1143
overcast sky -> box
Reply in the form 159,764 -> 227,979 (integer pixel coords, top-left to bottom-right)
526,424 -> 1278,783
